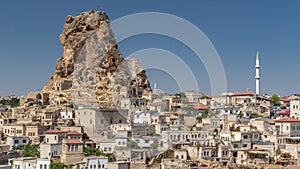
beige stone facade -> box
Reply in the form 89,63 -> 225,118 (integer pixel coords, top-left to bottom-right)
61,139 -> 84,164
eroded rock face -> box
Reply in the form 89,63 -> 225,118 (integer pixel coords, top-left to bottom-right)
43,10 -> 151,107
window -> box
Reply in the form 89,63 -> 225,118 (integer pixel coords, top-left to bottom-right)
14,140 -> 19,144
291,126 -> 296,131
145,139 -> 149,143
22,139 -> 27,144
243,144 -> 247,148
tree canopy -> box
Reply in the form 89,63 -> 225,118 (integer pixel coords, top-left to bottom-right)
22,144 -> 39,157
201,110 -> 209,118
0,98 -> 20,107
50,162 -> 73,169
271,94 -> 280,106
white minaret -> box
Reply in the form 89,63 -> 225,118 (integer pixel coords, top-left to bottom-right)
255,51 -> 260,95
154,83 -> 157,94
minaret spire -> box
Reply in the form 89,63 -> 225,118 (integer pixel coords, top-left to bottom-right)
255,51 -> 260,95
154,83 -> 157,94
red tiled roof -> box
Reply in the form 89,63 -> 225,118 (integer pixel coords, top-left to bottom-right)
287,165 -> 300,169
278,110 -> 290,115
232,91 -> 254,96
275,118 -> 300,123
193,104 -> 208,110
151,101 -> 166,106
68,130 -> 83,135
64,139 -> 82,144
280,97 -> 292,102
45,129 -> 67,134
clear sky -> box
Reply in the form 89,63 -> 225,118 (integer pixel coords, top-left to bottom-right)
0,0 -> 300,96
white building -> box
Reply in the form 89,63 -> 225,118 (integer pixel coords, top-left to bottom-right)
40,129 -> 67,158
10,157 -> 36,169
115,131 -> 129,148
290,100 -> 300,119
84,156 -> 108,169
36,158 -> 50,169
111,124 -> 131,134
59,110 -> 74,119
133,111 -> 157,124
174,149 -> 188,160
184,91 -> 205,103
6,136 -> 29,149
133,136 -> 159,148
98,140 -> 115,153
161,130 -> 210,149
275,118 -> 300,137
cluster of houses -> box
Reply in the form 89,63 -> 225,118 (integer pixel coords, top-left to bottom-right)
1,91 -> 300,169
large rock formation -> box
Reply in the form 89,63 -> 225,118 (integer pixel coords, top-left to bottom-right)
43,10 -> 151,107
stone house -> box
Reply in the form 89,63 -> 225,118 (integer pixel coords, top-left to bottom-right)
275,118 -> 300,136
40,129 -> 67,158
78,156 -> 108,169
107,161 -> 130,169
36,158 -> 51,169
97,139 -> 115,153
174,149 -> 188,160
9,157 -> 36,169
6,136 -> 29,149
61,139 -> 84,164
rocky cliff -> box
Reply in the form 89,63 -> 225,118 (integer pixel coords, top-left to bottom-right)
43,10 -> 151,107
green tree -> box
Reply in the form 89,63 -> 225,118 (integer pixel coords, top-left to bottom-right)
22,144 -> 39,157
68,103 -> 74,108
127,140 -> 138,149
0,98 -> 20,107
174,92 -> 186,98
250,113 -> 259,118
83,146 -> 101,156
50,162 -> 72,169
201,110 -> 209,118
83,147 -> 115,161
271,94 -> 280,106
237,112 -> 244,118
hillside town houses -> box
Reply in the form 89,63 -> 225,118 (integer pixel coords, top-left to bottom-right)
1,90 -> 300,169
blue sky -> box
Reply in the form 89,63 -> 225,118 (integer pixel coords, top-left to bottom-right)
0,1 -> 300,96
